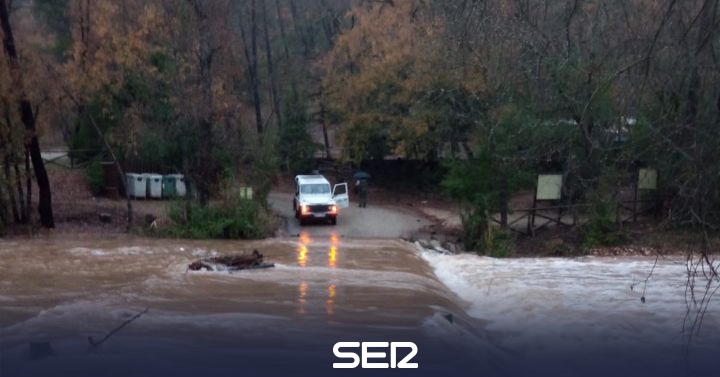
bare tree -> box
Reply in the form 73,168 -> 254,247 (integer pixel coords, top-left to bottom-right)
273,0 -> 290,61
239,0 -> 264,136
261,0 -> 282,130
188,0 -> 218,206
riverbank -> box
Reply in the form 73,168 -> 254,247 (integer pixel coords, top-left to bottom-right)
3,169 -> 712,260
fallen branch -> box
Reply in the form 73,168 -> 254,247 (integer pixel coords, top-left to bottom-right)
88,307 -> 149,349
631,255 -> 659,304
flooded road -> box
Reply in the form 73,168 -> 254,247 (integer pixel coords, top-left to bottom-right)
0,234 -> 448,329
0,234 -> 493,377
1,233 -> 719,377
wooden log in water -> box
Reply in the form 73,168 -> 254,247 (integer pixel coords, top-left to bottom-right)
188,249 -> 271,271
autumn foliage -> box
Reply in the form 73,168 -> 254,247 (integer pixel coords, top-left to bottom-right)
1,0 -> 720,243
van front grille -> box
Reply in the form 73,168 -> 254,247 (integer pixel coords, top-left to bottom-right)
309,205 -> 330,213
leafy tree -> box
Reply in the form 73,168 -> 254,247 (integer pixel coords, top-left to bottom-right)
322,0 -> 451,163
278,91 -> 320,173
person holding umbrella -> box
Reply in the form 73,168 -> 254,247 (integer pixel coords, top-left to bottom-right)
353,170 -> 371,208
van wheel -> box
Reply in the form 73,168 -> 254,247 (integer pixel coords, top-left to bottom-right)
330,218 -> 337,226
299,217 -> 306,226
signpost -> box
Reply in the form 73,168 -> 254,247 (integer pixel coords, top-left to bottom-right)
638,169 -> 657,190
536,174 -> 563,200
528,174 -> 564,236
493,169 -> 660,237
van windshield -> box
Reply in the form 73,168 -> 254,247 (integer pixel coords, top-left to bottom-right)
300,184 -> 331,194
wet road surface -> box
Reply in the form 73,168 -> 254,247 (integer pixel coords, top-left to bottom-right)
268,191 -> 431,239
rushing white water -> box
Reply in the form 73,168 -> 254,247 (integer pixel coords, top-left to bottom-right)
419,248 -> 720,375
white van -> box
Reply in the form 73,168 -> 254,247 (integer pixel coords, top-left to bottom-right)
293,175 -> 349,225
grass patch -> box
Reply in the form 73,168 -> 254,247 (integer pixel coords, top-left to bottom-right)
157,189 -> 276,239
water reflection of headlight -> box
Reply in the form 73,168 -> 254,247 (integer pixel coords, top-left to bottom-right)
326,284 -> 336,315
297,231 -> 312,267
298,281 -> 308,315
299,231 -> 312,245
329,246 -> 337,268
297,245 -> 308,267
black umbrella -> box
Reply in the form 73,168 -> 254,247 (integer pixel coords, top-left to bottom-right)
352,170 -> 371,180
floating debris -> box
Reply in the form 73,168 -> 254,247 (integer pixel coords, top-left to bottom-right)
188,250 -> 274,271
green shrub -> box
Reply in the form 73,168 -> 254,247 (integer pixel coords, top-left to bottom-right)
85,159 -> 104,196
581,193 -> 622,249
485,228 -> 516,258
249,139 -> 281,204
459,209 -> 515,257
163,188 -> 275,239
459,208 -> 488,252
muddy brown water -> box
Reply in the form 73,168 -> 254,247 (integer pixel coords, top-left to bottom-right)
3,234 -> 719,377
0,234 -> 495,377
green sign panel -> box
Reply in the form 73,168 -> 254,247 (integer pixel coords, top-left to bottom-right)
638,169 -> 657,190
536,174 -> 563,200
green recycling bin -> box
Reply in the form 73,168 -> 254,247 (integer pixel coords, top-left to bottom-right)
162,175 -> 177,198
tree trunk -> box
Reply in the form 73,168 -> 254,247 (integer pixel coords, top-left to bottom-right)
288,0 -> 310,57
0,0 -> 54,228
72,0 -> 91,143
1,104 -> 19,223
190,0 -> 215,206
24,147 -> 30,223
23,120 -> 52,227
273,0 -> 298,98
0,188 -> 7,225
14,150 -> 26,223
86,113 -> 133,229
261,0 -> 282,130
319,99 -> 331,160
78,0 -> 91,68
3,152 -> 18,223
273,0 -> 290,61
250,0 -> 263,136
0,183 -> 7,225
239,0 -> 264,136
498,173 -> 509,229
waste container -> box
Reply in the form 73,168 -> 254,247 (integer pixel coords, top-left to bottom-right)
167,174 -> 186,197
162,175 -> 177,198
144,173 -> 163,199
239,186 -> 253,200
126,173 -> 146,199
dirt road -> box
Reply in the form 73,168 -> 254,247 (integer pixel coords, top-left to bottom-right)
268,191 -> 431,239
